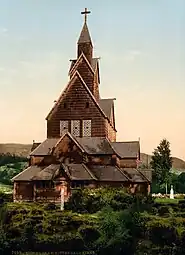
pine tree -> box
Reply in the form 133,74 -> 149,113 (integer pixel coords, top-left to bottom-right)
150,139 -> 172,185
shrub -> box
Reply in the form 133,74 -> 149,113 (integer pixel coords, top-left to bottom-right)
43,203 -> 56,211
158,206 -> 170,216
178,199 -> 185,205
65,188 -> 152,214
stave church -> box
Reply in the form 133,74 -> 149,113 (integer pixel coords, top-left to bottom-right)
12,9 -> 152,202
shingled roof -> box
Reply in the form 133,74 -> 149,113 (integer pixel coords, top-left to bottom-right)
76,137 -> 114,154
89,165 -> 129,182
30,138 -> 59,156
63,163 -> 96,180
12,166 -> 44,181
120,168 -> 147,183
111,141 -> 140,158
32,164 -> 60,181
31,142 -> 41,152
69,57 -> 99,74
99,99 -> 114,121
29,133 -> 140,159
139,169 -> 152,182
78,22 -> 92,45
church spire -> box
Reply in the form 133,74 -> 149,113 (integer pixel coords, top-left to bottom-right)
77,8 -> 93,63
78,8 -> 92,45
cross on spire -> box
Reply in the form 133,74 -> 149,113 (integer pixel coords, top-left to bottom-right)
81,8 -> 91,23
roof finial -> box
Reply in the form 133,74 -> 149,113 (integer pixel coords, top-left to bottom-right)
81,8 -> 91,23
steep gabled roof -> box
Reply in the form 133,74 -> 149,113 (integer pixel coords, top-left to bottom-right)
69,57 -> 99,74
69,57 -> 100,84
30,133 -> 86,157
46,70 -> 108,121
69,52 -> 94,76
52,132 -> 85,154
78,22 -> 92,45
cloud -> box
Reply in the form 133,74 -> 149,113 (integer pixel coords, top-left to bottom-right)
2,28 -> 8,33
0,27 -> 8,36
124,50 -> 142,62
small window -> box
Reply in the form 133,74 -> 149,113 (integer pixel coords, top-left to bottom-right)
64,103 -> 67,109
71,120 -> 80,137
83,120 -> 91,137
60,120 -> 68,136
85,102 -> 89,108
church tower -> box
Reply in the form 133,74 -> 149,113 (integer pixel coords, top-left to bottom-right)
77,8 -> 93,64
69,8 -> 99,99
46,8 -> 117,142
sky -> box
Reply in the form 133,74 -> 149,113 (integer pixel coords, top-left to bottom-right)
0,0 -> 185,160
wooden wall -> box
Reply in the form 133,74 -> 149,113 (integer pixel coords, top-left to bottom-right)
47,74 -> 107,138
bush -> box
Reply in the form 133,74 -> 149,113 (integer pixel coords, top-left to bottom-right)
43,203 -> 56,211
0,191 -> 13,204
146,217 -> 177,246
179,199 -> 185,205
158,206 -> 170,216
3,189 -> 185,253
65,188 -> 153,214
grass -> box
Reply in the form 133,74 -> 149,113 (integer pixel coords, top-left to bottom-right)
0,183 -> 13,193
155,197 -> 180,204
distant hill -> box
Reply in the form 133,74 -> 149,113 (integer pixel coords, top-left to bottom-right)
0,144 -> 32,157
141,153 -> 185,171
0,143 -> 185,170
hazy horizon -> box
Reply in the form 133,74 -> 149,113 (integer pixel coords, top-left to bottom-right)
0,0 -> 185,160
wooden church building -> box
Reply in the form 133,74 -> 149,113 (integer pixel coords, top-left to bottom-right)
12,9 -> 152,202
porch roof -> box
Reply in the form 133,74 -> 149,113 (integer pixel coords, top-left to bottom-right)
120,168 -> 148,183
62,163 -> 97,181
89,165 -> 129,182
11,166 -> 43,181
32,164 -> 60,181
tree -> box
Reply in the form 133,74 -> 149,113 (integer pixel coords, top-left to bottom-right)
96,205 -> 143,255
175,173 -> 185,193
150,139 -> 172,186
0,203 -> 10,253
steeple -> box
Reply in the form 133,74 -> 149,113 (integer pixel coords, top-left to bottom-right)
78,22 -> 92,45
77,8 -> 93,64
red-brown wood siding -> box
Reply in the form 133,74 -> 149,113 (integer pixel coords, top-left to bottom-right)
105,119 -> 116,142
70,57 -> 94,95
77,43 -> 93,64
93,68 -> 100,100
47,75 -> 107,138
